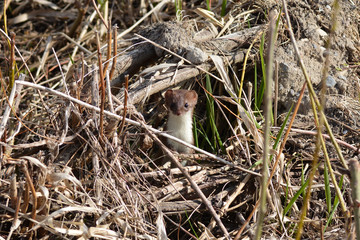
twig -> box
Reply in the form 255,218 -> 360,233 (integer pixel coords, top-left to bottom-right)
274,60 -> 278,126
9,174 -> 17,209
105,71 -> 114,113
0,74 -> 25,140
96,32 -> 106,141
91,0 -> 108,29
58,32 -> 92,55
103,17 -> 112,73
109,25 -> 117,80
22,162 -> 37,230
255,9 -> 276,240
118,75 -> 128,135
35,36 -> 53,79
9,32 -> 15,90
349,158 -> 360,239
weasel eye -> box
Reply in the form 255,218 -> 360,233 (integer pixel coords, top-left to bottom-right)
184,103 -> 189,108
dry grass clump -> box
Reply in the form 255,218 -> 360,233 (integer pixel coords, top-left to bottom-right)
0,0 -> 359,239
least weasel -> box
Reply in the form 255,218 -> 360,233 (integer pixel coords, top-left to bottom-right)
165,89 -> 198,154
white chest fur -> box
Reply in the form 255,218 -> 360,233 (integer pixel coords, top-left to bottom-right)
166,110 -> 194,153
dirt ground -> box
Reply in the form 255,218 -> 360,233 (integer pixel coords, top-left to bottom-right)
0,0 -> 359,239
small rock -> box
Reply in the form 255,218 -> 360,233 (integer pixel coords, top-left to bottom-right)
338,75 -> 347,81
336,80 -> 347,93
279,62 -> 290,78
290,89 -> 295,96
326,76 -> 336,88
185,46 -> 208,65
317,28 -> 328,38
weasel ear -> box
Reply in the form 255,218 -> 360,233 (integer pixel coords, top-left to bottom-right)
188,90 -> 198,104
165,89 -> 173,99
165,90 -> 173,106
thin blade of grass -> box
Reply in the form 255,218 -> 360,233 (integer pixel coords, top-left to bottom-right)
205,74 -> 225,153
257,33 -> 266,110
255,10 -> 277,239
273,104 -> 293,150
323,175 -> 344,233
221,0 -> 227,17
324,163 -> 331,214
283,179 -> 309,217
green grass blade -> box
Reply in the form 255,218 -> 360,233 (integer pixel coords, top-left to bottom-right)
221,0 -> 227,17
283,177 -> 290,221
323,175 -> 344,233
205,75 -> 216,148
257,33 -> 266,109
205,74 -> 225,153
273,104 -> 293,150
301,160 -> 305,198
175,0 -> 182,20
184,211 -> 199,238
198,120 -> 216,153
205,0 -> 211,11
283,178 -> 309,217
254,62 -> 258,107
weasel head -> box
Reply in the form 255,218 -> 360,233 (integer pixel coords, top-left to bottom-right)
165,89 -> 198,116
